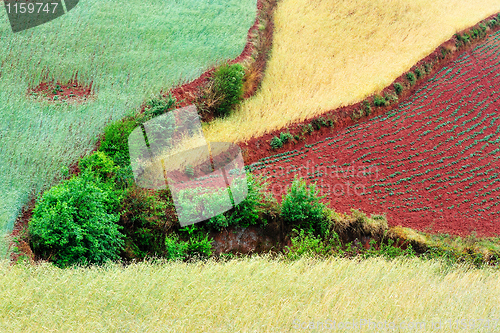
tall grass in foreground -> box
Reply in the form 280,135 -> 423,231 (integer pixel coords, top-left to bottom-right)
0,256 -> 499,332
203,0 -> 500,143
0,0 -> 257,257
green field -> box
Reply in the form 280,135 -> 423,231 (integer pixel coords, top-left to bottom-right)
0,0 -> 257,257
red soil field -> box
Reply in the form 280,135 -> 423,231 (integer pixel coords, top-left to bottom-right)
248,30 -> 500,238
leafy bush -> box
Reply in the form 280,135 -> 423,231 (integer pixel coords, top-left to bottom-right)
79,151 -> 119,183
29,172 -> 124,268
487,18 -> 499,28
119,185 -> 173,259
280,131 -> 293,144
362,100 -> 372,115
385,92 -> 398,104
164,232 -> 213,260
362,238 -> 416,260
414,67 -> 423,79
144,94 -> 177,118
305,123 -> 314,134
164,233 -> 188,261
99,117 -> 140,168
406,72 -> 416,85
394,82 -> 403,95
270,136 -> 283,149
185,164 -> 195,177
423,62 -> 432,74
351,109 -> 364,122
196,63 -> 245,118
186,233 -> 213,258
281,176 -> 328,235
213,63 -> 245,117
311,117 -> 327,130
285,228 -> 332,260
373,95 -> 388,107
207,174 -> 270,231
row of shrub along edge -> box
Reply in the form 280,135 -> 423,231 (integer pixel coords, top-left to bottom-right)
324,207 -> 500,267
263,12 -> 500,152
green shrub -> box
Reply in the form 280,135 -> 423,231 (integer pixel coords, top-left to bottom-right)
119,185 -> 172,259
270,136 -> 283,149
280,131 -> 293,144
207,174 -> 270,231
144,94 -> 177,118
385,92 -> 398,104
363,100 -> 372,115
212,63 -> 246,117
281,176 -> 328,235
79,151 -> 119,183
165,232 -> 213,260
186,233 -> 213,258
311,117 -> 327,130
394,82 -> 403,95
185,164 -> 194,178
285,228 -> 331,260
362,238 -> 416,260
373,95 -> 388,107
29,172 -> 124,268
350,109 -> 364,122
164,233 -> 188,261
456,33 -> 470,47
424,62 -> 432,74
305,123 -> 314,134
406,72 -> 416,85
414,67 -> 423,79
99,117 -> 140,168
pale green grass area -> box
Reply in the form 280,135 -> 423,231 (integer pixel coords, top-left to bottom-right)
0,0 -> 257,258
0,256 -> 499,332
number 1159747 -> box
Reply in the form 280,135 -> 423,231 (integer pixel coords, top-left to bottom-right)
5,2 -> 58,14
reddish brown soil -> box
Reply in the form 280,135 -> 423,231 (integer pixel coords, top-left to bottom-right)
239,15 -> 500,166
249,29 -> 500,238
28,80 -> 93,103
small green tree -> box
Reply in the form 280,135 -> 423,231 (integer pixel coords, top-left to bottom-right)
281,176 -> 328,235
29,172 -> 124,268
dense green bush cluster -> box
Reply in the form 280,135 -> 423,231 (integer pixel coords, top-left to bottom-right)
29,170 -> 124,268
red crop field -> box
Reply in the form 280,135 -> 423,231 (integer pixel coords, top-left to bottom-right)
248,30 -> 500,237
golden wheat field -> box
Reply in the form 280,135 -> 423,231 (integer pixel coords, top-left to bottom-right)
202,0 -> 500,143
1,256 -> 499,332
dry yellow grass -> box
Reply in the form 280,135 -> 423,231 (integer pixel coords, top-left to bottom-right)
1,256 -> 499,332
203,0 -> 500,143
